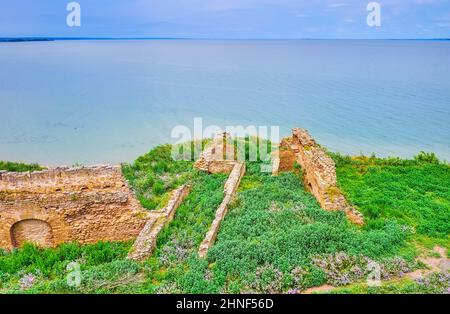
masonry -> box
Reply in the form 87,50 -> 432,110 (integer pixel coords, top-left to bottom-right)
276,128 -> 364,225
0,165 -> 149,250
195,132 -> 246,258
127,184 -> 191,261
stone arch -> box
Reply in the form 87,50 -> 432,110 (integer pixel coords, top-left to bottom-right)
10,219 -> 54,248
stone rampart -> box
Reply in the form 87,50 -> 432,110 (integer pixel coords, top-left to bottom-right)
0,165 -> 149,249
277,128 -> 364,225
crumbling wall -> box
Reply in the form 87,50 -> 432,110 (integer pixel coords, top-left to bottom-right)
194,132 -> 247,258
194,132 -> 236,174
0,166 -> 149,250
278,128 -> 364,225
10,219 -> 54,248
127,184 -> 191,261
198,162 -> 245,258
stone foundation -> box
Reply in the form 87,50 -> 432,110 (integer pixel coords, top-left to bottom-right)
198,162 -> 246,258
127,184 -> 191,261
194,132 -> 247,258
194,132 -> 237,174
0,165 -> 149,250
277,128 -> 364,225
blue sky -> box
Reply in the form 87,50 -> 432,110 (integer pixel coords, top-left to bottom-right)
1,0 -> 449,39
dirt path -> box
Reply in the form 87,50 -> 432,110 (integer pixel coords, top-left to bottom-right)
301,246 -> 449,294
405,246 -> 449,280
302,284 -> 335,294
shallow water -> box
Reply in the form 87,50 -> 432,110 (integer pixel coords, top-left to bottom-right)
0,39 -> 449,165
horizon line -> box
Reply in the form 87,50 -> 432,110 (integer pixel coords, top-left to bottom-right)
1,37 -> 450,42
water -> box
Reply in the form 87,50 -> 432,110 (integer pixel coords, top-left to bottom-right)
0,39 -> 449,165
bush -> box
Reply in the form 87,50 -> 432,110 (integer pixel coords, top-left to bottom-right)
0,161 -> 43,172
200,166 -> 411,293
332,153 -> 450,239
122,145 -> 196,210
0,242 -> 131,278
415,272 -> 450,294
245,263 -> 284,293
414,151 -> 440,164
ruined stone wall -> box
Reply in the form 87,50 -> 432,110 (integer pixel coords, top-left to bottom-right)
0,166 -> 149,250
198,162 -> 246,258
278,128 -> 364,225
194,132 -> 247,258
194,132 -> 237,174
128,184 -> 191,261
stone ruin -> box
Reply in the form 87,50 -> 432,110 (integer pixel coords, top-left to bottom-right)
194,132 -> 246,257
127,184 -> 191,261
275,128 -> 364,225
194,132 -> 237,174
198,162 -> 245,258
0,165 -> 149,250
0,127 -> 363,258
129,132 -> 247,260
0,132 -> 243,260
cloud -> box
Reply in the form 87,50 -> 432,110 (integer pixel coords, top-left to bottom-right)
329,3 -> 348,8
0,0 -> 449,39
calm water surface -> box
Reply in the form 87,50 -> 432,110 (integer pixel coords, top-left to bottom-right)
0,40 -> 449,165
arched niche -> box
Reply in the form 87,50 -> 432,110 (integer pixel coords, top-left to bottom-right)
10,219 -> 54,248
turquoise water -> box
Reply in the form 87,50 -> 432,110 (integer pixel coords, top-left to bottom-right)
0,40 -> 449,165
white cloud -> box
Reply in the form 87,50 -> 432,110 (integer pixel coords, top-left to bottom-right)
329,3 -> 348,8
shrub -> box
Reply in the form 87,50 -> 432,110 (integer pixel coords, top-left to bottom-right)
0,161 -> 43,172
415,272 -> 450,294
312,252 -> 368,286
122,145 -> 196,210
332,153 -> 450,239
203,167 -> 410,293
0,242 -> 131,278
245,263 -> 284,293
414,151 -> 440,164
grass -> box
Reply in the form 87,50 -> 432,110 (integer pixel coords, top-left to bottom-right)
0,161 -> 43,172
0,146 -> 448,294
331,152 -> 450,251
139,171 -> 228,293
185,163 -> 415,293
0,241 -> 138,293
327,272 -> 450,294
121,137 -> 273,211
121,144 -> 196,210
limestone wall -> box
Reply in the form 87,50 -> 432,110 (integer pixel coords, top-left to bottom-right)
198,162 -> 246,258
194,132 -> 237,174
278,128 -> 364,225
0,165 -> 149,250
127,184 -> 191,261
194,132 -> 247,257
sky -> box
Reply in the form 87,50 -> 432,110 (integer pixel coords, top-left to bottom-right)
0,0 -> 449,39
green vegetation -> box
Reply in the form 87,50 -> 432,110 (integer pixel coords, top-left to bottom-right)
122,144 -> 196,210
122,137 -> 273,211
155,163 -> 414,293
0,146 -> 448,294
328,272 -> 450,294
0,242 -> 138,293
141,172 -> 228,293
331,152 -> 450,251
0,161 -> 43,172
